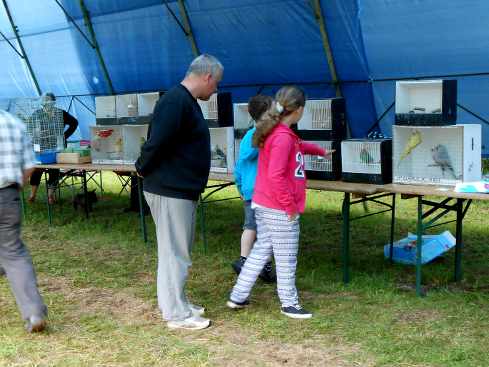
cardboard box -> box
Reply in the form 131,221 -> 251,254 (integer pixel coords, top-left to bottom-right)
57,152 -> 91,164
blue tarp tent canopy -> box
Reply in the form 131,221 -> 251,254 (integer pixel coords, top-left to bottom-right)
0,0 -> 488,154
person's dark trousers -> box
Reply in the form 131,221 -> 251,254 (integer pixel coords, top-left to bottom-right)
126,176 -> 150,214
0,186 -> 47,320
29,168 -> 60,189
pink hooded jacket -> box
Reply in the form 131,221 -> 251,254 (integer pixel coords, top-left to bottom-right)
252,123 -> 325,215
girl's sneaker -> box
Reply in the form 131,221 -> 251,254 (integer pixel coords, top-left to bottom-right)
226,299 -> 249,309
258,261 -> 276,283
281,305 -> 312,319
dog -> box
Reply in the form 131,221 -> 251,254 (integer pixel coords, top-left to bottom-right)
73,190 -> 98,212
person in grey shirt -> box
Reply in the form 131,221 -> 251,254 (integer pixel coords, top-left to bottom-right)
0,109 -> 47,333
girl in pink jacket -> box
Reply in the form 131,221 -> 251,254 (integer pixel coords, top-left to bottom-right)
227,86 -> 334,319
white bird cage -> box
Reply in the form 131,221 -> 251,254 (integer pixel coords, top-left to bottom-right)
297,98 -> 346,140
233,103 -> 254,166
300,140 -> 341,180
341,139 -> 392,184
137,92 -> 160,124
137,92 -> 159,115
395,80 -> 457,125
90,124 -> 148,164
199,93 -> 218,121
210,127 -> 235,173
198,92 -> 233,127
393,124 -> 481,186
116,93 -> 138,117
95,95 -> 117,125
233,103 -> 253,130
10,98 -> 65,163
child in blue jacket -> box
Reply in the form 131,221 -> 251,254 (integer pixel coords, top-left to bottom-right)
233,95 -> 275,282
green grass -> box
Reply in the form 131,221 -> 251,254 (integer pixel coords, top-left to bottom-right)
1,172 -> 489,366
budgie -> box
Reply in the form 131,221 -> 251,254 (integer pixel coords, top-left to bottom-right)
430,144 -> 456,178
398,130 -> 422,166
360,145 -> 374,164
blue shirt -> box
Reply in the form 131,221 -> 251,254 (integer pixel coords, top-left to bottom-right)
234,127 -> 258,200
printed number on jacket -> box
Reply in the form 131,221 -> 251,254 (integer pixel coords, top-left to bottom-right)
295,152 -> 305,178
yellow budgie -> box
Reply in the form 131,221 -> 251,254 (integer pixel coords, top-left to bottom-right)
398,130 -> 422,166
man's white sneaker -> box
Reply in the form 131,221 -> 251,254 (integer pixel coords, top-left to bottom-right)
167,315 -> 210,330
189,303 -> 205,316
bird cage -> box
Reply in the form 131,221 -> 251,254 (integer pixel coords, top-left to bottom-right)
297,98 -> 346,140
10,97 -> 65,163
90,124 -> 148,164
393,124 -> 481,186
210,127 -> 235,173
116,94 -> 139,124
395,80 -> 457,125
341,139 -> 392,184
198,92 -> 233,127
233,103 -> 253,130
233,102 -> 254,164
136,92 -> 160,124
95,95 -> 117,125
301,140 -> 341,180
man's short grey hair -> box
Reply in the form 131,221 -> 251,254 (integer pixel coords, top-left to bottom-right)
186,54 -> 223,78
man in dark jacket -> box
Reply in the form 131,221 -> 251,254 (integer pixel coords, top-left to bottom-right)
27,92 -> 78,204
136,54 -> 223,330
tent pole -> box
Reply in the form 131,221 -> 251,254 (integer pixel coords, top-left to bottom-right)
176,0 -> 200,57
311,0 -> 341,97
54,0 -> 95,49
2,0 -> 42,96
79,0 -> 115,94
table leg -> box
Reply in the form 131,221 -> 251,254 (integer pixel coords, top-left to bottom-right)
45,171 -> 53,225
342,192 -> 351,284
416,196 -> 424,297
454,199 -> 464,282
389,194 -> 396,262
20,188 -> 26,220
136,176 -> 148,244
82,170 -> 89,219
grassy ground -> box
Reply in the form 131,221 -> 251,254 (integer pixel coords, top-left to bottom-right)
1,172 -> 489,366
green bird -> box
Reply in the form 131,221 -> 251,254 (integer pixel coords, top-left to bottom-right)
360,145 -> 374,164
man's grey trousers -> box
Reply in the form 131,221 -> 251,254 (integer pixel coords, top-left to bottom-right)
0,186 -> 47,321
144,191 -> 197,321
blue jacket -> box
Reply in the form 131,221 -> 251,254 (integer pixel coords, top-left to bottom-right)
234,127 -> 258,200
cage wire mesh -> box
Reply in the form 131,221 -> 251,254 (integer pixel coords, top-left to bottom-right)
303,140 -> 332,172
198,93 -> 218,120
342,140 -> 382,174
297,99 -> 334,131
9,97 -> 64,153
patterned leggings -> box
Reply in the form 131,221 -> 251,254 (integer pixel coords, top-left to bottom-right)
230,206 -> 300,307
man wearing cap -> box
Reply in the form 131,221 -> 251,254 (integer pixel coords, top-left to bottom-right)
0,109 -> 48,332
27,92 -> 78,204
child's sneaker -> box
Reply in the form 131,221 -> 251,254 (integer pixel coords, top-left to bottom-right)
167,315 -> 210,330
226,299 -> 249,309
189,303 -> 205,316
281,305 -> 312,319
259,261 -> 276,283
231,256 -> 246,275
